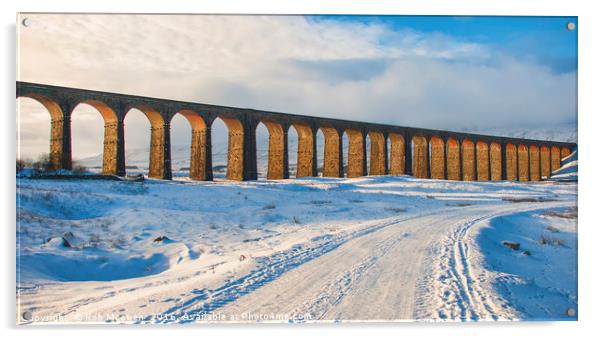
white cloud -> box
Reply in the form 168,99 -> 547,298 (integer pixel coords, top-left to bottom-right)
17,14 -> 576,163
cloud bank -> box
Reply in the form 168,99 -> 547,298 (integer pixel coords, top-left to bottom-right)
17,14 -> 577,160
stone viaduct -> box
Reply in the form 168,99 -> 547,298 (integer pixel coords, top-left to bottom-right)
17,81 -> 576,182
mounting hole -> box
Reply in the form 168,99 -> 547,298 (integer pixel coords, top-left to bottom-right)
567,307 -> 576,317
22,17 -> 32,27
567,22 -> 576,31
22,310 -> 32,321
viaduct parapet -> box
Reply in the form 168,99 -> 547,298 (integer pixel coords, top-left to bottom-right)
17,81 -> 576,182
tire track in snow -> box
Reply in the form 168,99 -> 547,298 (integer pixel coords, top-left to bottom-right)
146,213 -> 426,323
287,231 -> 413,321
420,210 -> 518,321
442,215 -> 496,320
415,202 -> 570,321
220,204 -> 524,321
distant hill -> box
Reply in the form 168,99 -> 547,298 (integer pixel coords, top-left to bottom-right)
549,148 -> 578,182
462,123 -> 576,143
78,141 -> 234,171
77,125 -> 576,176
77,141 -> 284,177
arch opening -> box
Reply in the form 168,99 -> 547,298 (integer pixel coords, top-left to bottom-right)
342,132 -> 349,177
169,113 -> 192,179
124,108 -> 151,176
316,128 -> 325,176
170,110 -> 208,180
77,100 -> 118,122
540,145 -> 551,179
517,144 -> 529,182
17,96 -> 55,168
20,93 -> 66,170
124,105 -> 165,179
71,102 -> 111,174
255,122 -> 270,180
287,125 -> 298,177
18,94 -> 63,120
210,117 -> 228,179
386,136 -> 391,175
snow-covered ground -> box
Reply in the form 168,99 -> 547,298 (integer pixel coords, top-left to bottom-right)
550,149 -> 578,181
16,175 -> 577,324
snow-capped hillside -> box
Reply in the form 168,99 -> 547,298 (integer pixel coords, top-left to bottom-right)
549,149 -> 578,182
77,126 -> 576,174
76,143 -> 232,170
463,123 -> 577,143
77,139 -> 310,176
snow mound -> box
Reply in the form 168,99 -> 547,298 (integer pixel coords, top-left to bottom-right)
475,209 -> 577,320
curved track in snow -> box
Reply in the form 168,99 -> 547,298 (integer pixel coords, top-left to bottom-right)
195,201 -> 571,322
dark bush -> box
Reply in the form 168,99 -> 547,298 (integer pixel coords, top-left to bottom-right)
32,153 -> 53,172
72,163 -> 89,174
17,154 -> 53,173
16,159 -> 26,172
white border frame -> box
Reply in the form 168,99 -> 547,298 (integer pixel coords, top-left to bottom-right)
3,1 -> 600,338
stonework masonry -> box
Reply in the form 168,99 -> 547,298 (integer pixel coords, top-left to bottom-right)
561,147 -> 571,159
412,135 -> 428,179
429,137 -> 445,180
551,146 -> 561,172
264,121 -> 286,180
346,129 -> 366,178
462,139 -> 476,181
476,141 -> 490,181
293,124 -> 314,178
446,138 -> 461,181
541,146 -> 551,179
529,145 -> 541,182
369,131 -> 386,176
388,133 -> 404,176
322,127 -> 342,177
17,82 -> 576,183
506,144 -> 518,181
489,142 -> 502,181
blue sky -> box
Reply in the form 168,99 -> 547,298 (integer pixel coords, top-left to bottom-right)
311,15 -> 577,73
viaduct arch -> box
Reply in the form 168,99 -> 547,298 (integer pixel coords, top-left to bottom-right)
17,82 -> 576,183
